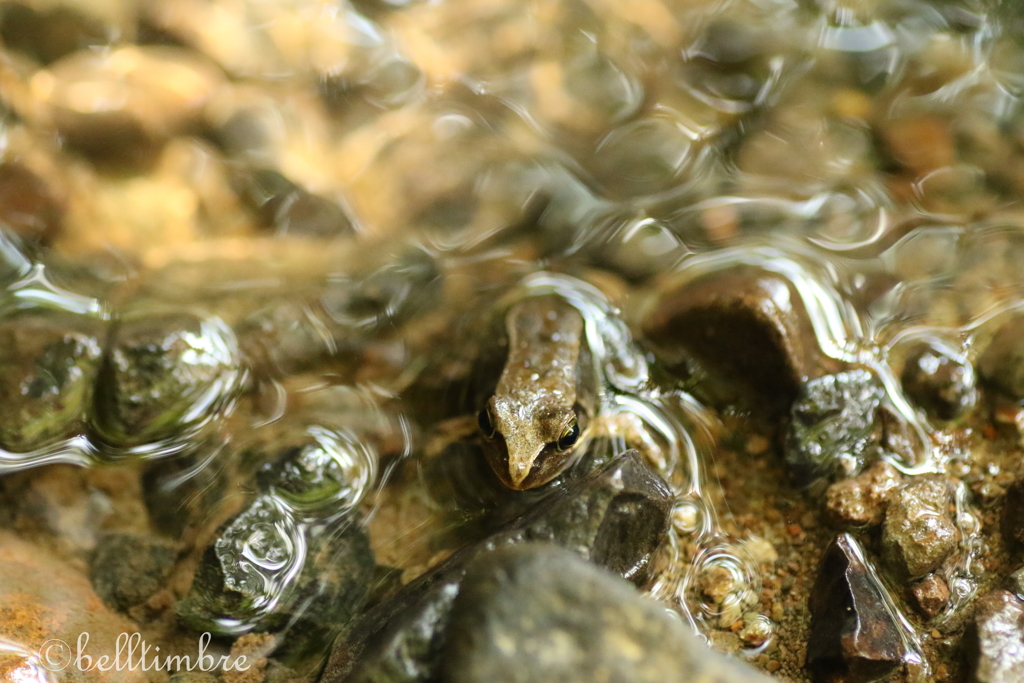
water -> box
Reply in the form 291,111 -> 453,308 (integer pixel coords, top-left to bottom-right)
1,0 -> 1023,680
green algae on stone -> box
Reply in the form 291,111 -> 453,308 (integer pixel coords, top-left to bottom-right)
0,309 -> 102,452
94,309 -> 244,448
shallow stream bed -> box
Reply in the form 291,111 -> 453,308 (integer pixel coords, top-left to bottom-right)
2,1 -> 1024,682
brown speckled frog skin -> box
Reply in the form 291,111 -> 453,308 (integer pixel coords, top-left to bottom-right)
479,294 -> 600,489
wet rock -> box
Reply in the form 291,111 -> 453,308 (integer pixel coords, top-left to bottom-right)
0,161 -> 64,243
89,532 -> 180,612
882,478 -> 959,579
232,167 -> 355,239
807,533 -> 911,683
966,590 -> 1024,683
37,46 -> 224,164
787,369 -> 885,486
439,543 -> 772,683
1002,479 -> 1024,549
255,428 -> 376,519
0,3 -> 112,64
323,451 -> 672,683
94,309 -> 244,448
825,460 -> 903,528
0,531 -> 148,683
979,317 -> 1024,401
901,342 -> 976,421
320,247 -> 442,332
142,452 -> 229,537
178,495 -> 375,638
169,673 -> 218,683
909,573 -> 950,619
643,266 -> 836,413
0,310 -> 102,452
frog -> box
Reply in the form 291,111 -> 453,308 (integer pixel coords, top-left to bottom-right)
476,294 -> 599,489
472,274 -> 660,490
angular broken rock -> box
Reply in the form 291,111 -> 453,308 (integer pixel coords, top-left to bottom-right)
825,460 -> 903,528
440,543 -> 773,683
882,478 -> 959,579
808,534 -> 912,683
966,590 -> 1024,683
321,451 -> 672,683
909,573 -> 950,620
787,369 -> 885,486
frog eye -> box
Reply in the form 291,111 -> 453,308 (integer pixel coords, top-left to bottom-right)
556,420 -> 580,451
478,406 -> 496,439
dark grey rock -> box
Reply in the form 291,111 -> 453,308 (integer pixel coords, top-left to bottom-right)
322,450 -> 672,683
807,533 -> 912,683
979,317 -> 1024,400
882,478 -> 959,579
94,310 -> 243,447
0,310 -> 102,452
178,495 -> 375,640
90,532 -> 179,611
786,369 -> 884,486
1003,479 -> 1024,549
320,247 -> 441,332
440,543 -> 771,683
232,167 -> 355,239
966,590 -> 1024,683
901,342 -> 976,421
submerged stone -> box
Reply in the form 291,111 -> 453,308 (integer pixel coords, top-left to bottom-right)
232,167 -> 355,239
0,310 -> 102,452
882,478 -> 959,579
94,310 -> 243,448
900,342 -> 976,421
89,532 -> 180,611
178,494 -> 375,638
643,266 -> 833,413
0,2 -> 112,64
909,573 -> 950,620
39,46 -> 224,164
966,590 -> 1024,683
440,543 -> 772,683
979,317 -> 1024,401
1003,478 -> 1024,549
807,534 -> 910,683
323,451 -> 672,683
824,460 -> 902,528
786,369 -> 884,486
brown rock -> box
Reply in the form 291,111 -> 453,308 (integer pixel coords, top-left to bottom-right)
0,531 -> 147,682
910,573 -> 950,619
966,590 -> 1024,683
881,116 -> 956,176
807,534 -> 912,683
35,46 -> 224,164
825,460 -> 903,528
0,161 -> 64,242
882,478 -> 959,579
643,266 -> 841,412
